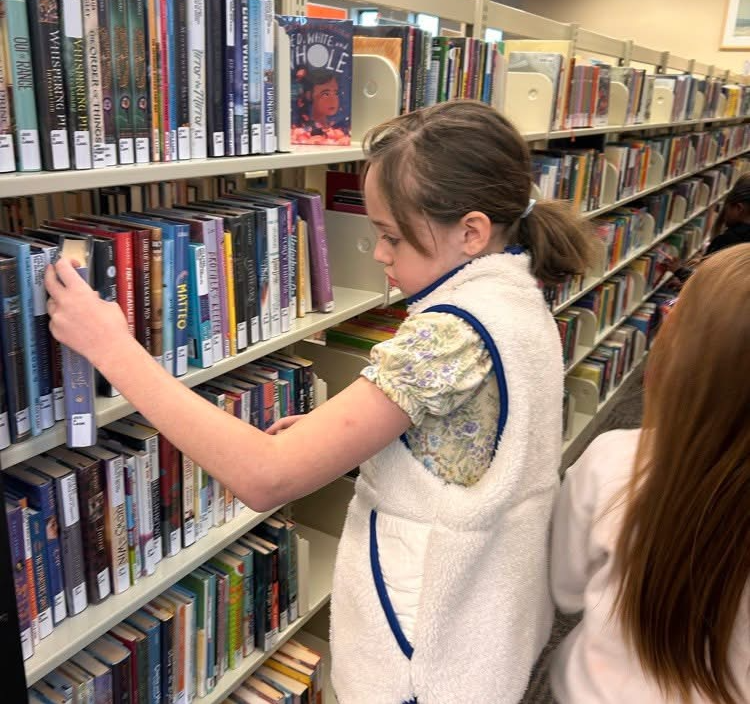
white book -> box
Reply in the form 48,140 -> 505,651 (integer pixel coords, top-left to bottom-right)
296,533 -> 310,617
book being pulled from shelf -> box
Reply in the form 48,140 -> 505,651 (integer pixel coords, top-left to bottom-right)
24,513 -> 311,703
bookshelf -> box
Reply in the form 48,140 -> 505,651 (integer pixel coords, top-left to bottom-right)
6,0 -> 750,701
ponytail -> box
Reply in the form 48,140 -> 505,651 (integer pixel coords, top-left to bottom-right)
509,199 -> 594,286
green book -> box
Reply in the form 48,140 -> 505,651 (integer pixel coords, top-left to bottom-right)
208,551 -> 245,670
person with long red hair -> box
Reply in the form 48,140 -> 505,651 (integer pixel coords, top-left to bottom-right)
550,243 -> 750,703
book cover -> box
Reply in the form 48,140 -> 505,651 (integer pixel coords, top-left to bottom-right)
126,0 -> 149,164
27,0 -> 70,171
277,16 -> 352,146
109,0 -> 135,165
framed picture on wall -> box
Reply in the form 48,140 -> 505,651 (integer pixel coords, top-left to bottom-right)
722,0 -> 750,49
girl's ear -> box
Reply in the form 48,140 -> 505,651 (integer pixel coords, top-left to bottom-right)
459,211 -> 494,256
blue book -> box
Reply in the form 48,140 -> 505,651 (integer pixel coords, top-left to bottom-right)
248,0 -> 262,154
260,0 -> 276,153
166,0 -> 178,161
187,243 -> 213,368
0,235 -> 41,436
235,0 -> 250,155
27,504 -> 53,640
194,567 -> 217,692
4,464 -> 66,625
125,609 -> 162,704
70,650 -> 114,704
6,500 -> 33,660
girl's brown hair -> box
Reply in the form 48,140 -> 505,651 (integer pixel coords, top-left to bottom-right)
613,243 -> 750,703
362,100 -> 592,285
713,171 -> 750,236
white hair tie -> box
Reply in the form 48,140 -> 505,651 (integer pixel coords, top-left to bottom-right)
520,198 -> 536,219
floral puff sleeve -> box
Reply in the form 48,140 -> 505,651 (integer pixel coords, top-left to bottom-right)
361,312 -> 493,426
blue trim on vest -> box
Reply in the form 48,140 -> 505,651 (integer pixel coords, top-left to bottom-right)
424,304 -> 509,451
405,261 -> 471,305
369,510 -> 415,660
504,244 -> 526,255
402,699 -> 419,704
399,432 -> 410,449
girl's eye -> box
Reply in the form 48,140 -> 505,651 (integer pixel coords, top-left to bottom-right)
382,234 -> 400,246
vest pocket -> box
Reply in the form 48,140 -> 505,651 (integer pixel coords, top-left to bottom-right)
369,510 -> 430,661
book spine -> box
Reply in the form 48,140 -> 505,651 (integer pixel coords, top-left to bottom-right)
187,0 -> 206,159
135,452 -> 156,576
0,20 -> 16,172
132,229 -> 152,354
230,221 -> 247,350
141,433 -> 162,563
104,453 -> 130,594
266,208 -> 281,337
82,0 -> 108,167
6,504 -> 33,659
176,0 -> 190,160
162,233 -> 175,374
126,0 -> 149,163
145,0 -> 161,161
174,227 -> 189,377
19,502 -> 40,646
75,460 -> 111,602
181,453 -> 195,547
214,223 -> 231,358
110,0 -> 135,164
288,209 -> 297,323
308,197 -> 334,313
248,0 -> 261,154
29,252 -> 54,430
158,436 -> 180,557
96,0 -> 118,165
245,214 -> 260,343
5,0 -> 41,171
223,0 -> 235,156
27,0 -> 70,171
223,231 -> 237,356
91,238 -> 119,397
203,222 -> 223,363
165,0 -> 177,161
205,0 -> 224,156
260,0 -> 275,153
286,520 -> 298,621
158,0 -> 172,161
61,269 -> 97,447
278,206 -> 290,333
0,260 -> 31,442
187,242 -> 213,368
235,0 -> 249,155
34,481 -> 66,624
53,471 -> 88,615
123,455 -> 142,582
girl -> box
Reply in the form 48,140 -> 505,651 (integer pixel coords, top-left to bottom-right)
550,244 -> 750,703
45,100 -> 591,703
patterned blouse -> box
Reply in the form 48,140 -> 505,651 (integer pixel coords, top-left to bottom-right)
361,312 -> 499,487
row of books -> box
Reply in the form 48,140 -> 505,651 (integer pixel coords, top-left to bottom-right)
0,185 -> 332,449
25,516 -> 316,703
556,309 -> 582,368
220,639 -> 325,704
6,350 -> 316,660
592,207 -> 651,272
575,269 -> 639,335
532,125 -> 750,213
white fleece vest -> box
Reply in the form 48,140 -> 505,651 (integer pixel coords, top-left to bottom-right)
329,252 -> 563,703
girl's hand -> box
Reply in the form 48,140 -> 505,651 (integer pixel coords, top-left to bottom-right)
266,415 -> 305,435
45,258 -> 131,367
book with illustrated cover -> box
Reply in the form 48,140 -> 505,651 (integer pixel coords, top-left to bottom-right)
126,0 -> 149,164
277,16 -> 352,146
109,0 -> 135,165
0,19 -> 15,173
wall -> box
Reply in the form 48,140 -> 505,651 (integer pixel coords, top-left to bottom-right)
520,0 -> 749,75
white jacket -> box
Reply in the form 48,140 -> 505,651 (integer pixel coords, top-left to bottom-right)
330,252 -> 563,703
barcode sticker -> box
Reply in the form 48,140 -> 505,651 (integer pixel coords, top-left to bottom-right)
241,133 -> 249,155
178,127 -> 191,160
70,413 -> 94,447
71,582 -> 86,615
143,538 -> 156,575
237,322 -> 248,350
39,394 -> 53,430
169,529 -> 180,556
20,130 -> 41,170
53,388 -> 64,420
153,533 -> 163,562
20,627 -> 32,660
170,130 -> 177,161
59,475 -> 80,527
115,563 -> 129,593
15,408 -> 30,436
226,0 -> 235,43
92,145 -> 108,168
0,134 -> 15,172
183,518 -> 195,547
164,349 -> 174,375
119,138 -> 134,165
176,346 -> 188,376
212,334 -> 223,362
251,318 -> 260,344
97,569 -> 111,600
201,339 -> 212,364
74,131 -> 92,169
233,497 -> 243,515
51,130 -> 70,170
0,411 -> 10,449
212,132 -> 225,156
63,0 -> 83,36
135,137 -> 149,164
280,612 -> 288,632
53,592 -> 65,624
109,459 -> 125,506
105,144 -> 117,167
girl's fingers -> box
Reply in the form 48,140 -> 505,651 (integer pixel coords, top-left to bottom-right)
54,257 -> 87,290
47,298 -> 57,316
44,262 -> 65,299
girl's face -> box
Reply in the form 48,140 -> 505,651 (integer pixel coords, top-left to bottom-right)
365,166 -> 470,296
724,201 -> 747,226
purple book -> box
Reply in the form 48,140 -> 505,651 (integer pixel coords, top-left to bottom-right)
6,500 -> 33,660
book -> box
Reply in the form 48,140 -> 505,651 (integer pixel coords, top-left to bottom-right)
86,634 -> 132,703
70,650 -> 114,704
277,17 -> 353,146
6,500 -> 34,659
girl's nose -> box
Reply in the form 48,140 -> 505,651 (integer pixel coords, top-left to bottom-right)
373,239 -> 391,265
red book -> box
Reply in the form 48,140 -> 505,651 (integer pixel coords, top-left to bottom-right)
158,435 -> 181,558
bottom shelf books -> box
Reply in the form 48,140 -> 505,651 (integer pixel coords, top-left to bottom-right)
26,516 -> 312,704
221,636 -> 327,704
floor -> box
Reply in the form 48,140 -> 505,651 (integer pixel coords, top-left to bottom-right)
521,368 -> 645,704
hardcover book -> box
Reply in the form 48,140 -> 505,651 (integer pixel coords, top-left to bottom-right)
277,17 -> 352,146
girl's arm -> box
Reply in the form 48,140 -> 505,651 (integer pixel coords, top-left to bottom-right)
46,259 -> 411,512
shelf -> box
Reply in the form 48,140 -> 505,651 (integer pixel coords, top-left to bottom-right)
583,149 -> 747,221
2,286 -> 385,470
294,632 -> 336,703
24,507 -> 278,686
553,189 -> 726,315
196,526 -> 339,704
0,145 -> 366,198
